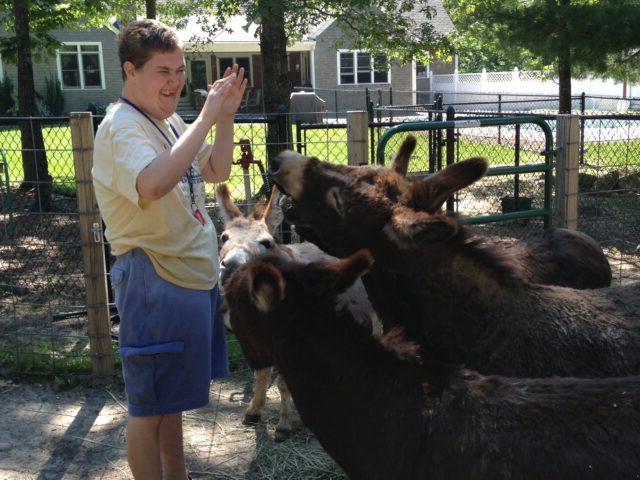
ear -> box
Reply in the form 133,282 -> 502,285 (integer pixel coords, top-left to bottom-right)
390,135 -> 417,176
326,186 -> 344,217
261,186 -> 285,234
330,250 -> 373,293
216,184 -> 244,224
384,206 -> 458,248
123,60 -> 136,81
248,263 -> 285,313
412,157 -> 488,214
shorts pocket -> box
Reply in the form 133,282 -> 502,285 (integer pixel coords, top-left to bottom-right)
120,341 -> 185,405
109,266 -> 125,286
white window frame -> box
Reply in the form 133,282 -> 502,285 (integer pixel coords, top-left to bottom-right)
56,42 -> 106,90
0,53 -> 4,80
217,55 -> 254,86
337,50 -> 390,86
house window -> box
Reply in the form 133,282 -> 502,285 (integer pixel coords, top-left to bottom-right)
339,51 -> 389,85
218,56 -> 252,85
56,43 -> 105,89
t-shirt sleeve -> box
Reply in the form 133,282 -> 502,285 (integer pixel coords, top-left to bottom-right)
110,120 -> 158,206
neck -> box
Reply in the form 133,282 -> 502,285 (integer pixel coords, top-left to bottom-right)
270,315 -> 431,478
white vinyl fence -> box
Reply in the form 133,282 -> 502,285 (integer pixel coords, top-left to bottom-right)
422,69 -> 640,112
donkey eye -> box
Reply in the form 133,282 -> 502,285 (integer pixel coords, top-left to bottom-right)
259,239 -> 274,249
220,233 -> 229,244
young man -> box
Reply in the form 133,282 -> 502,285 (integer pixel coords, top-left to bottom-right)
92,19 -> 247,479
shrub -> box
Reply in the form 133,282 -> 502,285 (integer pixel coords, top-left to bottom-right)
44,76 -> 65,116
0,76 -> 16,115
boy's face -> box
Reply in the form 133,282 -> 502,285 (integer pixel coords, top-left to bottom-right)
124,48 -> 186,120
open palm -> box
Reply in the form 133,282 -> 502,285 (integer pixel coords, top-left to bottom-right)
221,65 -> 248,115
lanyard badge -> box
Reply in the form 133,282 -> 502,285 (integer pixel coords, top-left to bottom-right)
120,96 -> 206,226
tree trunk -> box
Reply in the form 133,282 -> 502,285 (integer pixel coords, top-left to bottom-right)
259,0 -> 292,161
145,0 -> 156,19
13,0 -> 51,211
558,44 -> 572,114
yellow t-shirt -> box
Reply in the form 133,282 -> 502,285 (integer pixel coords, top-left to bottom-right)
92,101 -> 219,290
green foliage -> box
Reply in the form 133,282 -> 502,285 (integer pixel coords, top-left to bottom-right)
43,76 -> 65,116
0,0 -> 140,63
443,0 -> 640,80
0,76 -> 16,115
160,0 -> 451,65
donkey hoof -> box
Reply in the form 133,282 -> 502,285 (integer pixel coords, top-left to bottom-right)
274,428 -> 291,443
243,413 -> 261,425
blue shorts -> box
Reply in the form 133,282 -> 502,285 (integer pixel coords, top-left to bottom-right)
110,248 -> 229,417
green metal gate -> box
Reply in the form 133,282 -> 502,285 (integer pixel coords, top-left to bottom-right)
376,115 -> 554,228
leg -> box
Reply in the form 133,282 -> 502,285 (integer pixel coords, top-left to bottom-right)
126,414 -> 163,480
244,367 -> 271,425
274,375 -> 292,442
159,412 -> 189,480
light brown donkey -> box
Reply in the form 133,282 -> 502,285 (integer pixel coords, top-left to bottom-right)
216,185 -> 378,441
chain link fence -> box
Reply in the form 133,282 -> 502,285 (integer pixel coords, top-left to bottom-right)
1,103 -> 639,380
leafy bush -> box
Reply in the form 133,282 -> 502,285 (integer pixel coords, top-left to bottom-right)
44,76 -> 65,116
0,76 -> 16,115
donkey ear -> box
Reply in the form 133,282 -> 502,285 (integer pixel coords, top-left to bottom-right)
390,135 -> 417,176
216,184 -> 244,224
261,186 -> 285,234
330,250 -> 374,293
385,206 -> 458,248
248,263 -> 285,313
412,157 -> 488,214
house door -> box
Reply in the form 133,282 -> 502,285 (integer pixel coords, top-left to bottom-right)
190,60 -> 208,90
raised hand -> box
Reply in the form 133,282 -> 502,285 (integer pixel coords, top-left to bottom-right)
220,64 -> 248,116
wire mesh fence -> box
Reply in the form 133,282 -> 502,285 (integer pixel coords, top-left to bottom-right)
1,106 -> 640,380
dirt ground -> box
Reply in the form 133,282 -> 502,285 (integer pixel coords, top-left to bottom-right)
0,369 -> 345,480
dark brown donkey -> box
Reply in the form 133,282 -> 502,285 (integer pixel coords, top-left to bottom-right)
387,136 -> 611,289
269,148 -> 640,378
225,251 -> 640,480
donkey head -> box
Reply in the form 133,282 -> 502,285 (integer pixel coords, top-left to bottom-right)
216,185 -> 285,284
269,136 -> 488,256
224,250 -> 373,366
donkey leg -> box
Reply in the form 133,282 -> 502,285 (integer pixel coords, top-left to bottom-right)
274,375 -> 293,442
244,367 -> 271,425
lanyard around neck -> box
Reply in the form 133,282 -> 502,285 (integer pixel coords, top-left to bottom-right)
119,96 -> 200,216
119,96 -> 180,145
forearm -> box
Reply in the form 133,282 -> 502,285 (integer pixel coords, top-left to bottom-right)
136,116 -> 213,200
205,117 -> 235,183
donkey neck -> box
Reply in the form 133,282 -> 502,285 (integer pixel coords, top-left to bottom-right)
270,313 -> 436,478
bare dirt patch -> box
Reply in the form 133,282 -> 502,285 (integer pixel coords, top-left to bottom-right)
0,370 -> 345,480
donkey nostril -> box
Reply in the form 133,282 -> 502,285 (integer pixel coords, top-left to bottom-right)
269,157 -> 281,175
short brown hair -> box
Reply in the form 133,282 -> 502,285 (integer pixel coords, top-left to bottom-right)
118,19 -> 181,80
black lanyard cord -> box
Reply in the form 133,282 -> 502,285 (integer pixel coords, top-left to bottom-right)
118,96 -> 199,211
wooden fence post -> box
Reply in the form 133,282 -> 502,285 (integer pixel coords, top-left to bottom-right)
555,114 -> 580,229
347,111 -> 369,165
70,112 -> 114,380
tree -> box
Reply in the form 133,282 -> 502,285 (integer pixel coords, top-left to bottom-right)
10,0 -> 52,211
162,0 -> 450,158
146,0 -> 156,19
443,0 -> 640,113
0,0 -> 131,210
